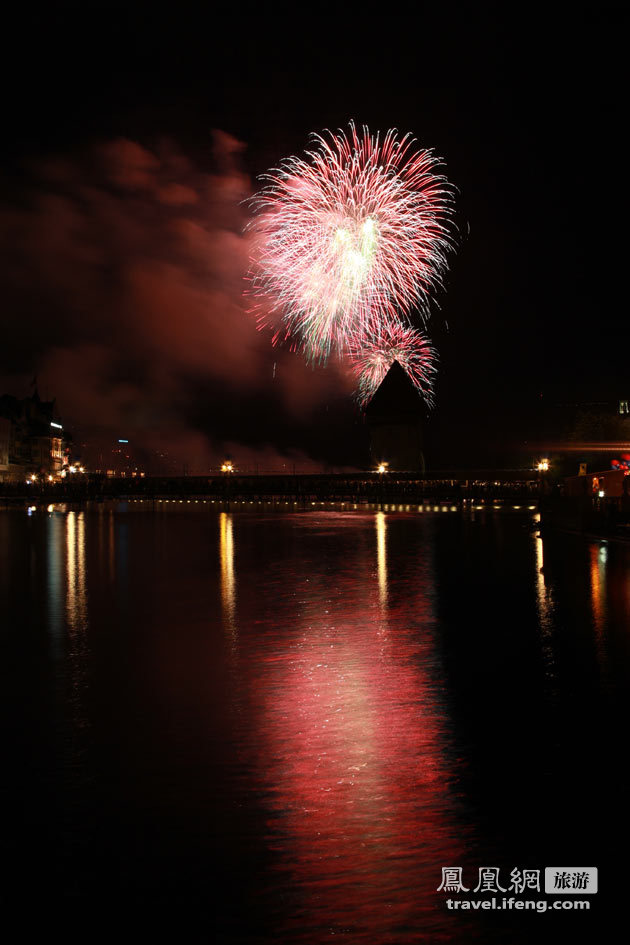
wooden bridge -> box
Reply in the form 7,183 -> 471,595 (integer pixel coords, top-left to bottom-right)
1,470 -> 542,502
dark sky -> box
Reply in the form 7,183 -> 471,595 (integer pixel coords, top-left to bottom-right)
1,3 -> 625,470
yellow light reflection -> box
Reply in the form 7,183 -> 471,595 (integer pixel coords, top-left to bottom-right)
66,510 -> 87,632
534,530 -> 556,684
220,512 -> 237,640
376,511 -> 387,610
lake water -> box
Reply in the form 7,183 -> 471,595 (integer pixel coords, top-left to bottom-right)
1,502 -> 628,942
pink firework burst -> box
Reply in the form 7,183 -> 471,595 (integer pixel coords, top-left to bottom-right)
248,122 -> 454,362
349,323 -> 438,408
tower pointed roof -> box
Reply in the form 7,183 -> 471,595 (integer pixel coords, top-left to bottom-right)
364,360 -> 423,420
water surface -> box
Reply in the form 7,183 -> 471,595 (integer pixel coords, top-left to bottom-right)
1,503 -> 627,941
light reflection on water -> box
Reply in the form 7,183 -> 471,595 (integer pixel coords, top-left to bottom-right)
589,542 -> 612,685
533,517 -> 557,687
46,511 -> 64,658
66,511 -> 88,633
376,510 -> 387,610
2,504 -> 629,942
235,511 -> 467,942
220,511 -> 237,643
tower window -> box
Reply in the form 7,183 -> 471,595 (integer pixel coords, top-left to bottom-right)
619,400 -> 629,415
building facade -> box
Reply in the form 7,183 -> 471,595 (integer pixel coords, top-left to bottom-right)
0,390 -> 67,481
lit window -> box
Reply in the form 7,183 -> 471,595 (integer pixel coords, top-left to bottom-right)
619,400 -> 629,415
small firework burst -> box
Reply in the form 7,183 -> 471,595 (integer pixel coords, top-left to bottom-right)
350,323 -> 437,407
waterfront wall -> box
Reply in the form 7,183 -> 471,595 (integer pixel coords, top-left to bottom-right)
540,493 -> 630,537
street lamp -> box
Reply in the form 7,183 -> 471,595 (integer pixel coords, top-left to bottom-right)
221,462 -> 234,474
377,462 -> 388,475
537,459 -> 549,472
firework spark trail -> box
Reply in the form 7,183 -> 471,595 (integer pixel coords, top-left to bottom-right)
248,123 -> 454,363
349,322 -> 438,408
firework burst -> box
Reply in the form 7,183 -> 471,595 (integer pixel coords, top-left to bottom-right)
349,322 -> 438,407
248,122 -> 454,362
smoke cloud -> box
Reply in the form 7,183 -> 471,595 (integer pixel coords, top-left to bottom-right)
0,133 -> 357,473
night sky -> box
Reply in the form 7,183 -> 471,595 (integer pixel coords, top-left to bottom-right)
1,4 -> 625,471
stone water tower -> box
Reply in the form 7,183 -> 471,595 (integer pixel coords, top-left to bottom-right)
365,360 -> 425,472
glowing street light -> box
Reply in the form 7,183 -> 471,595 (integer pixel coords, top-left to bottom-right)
377,463 -> 389,475
537,459 -> 549,472
221,462 -> 234,474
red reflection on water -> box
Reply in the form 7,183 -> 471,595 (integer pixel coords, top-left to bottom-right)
589,543 -> 606,635
241,514 -> 467,943
588,542 -> 614,685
